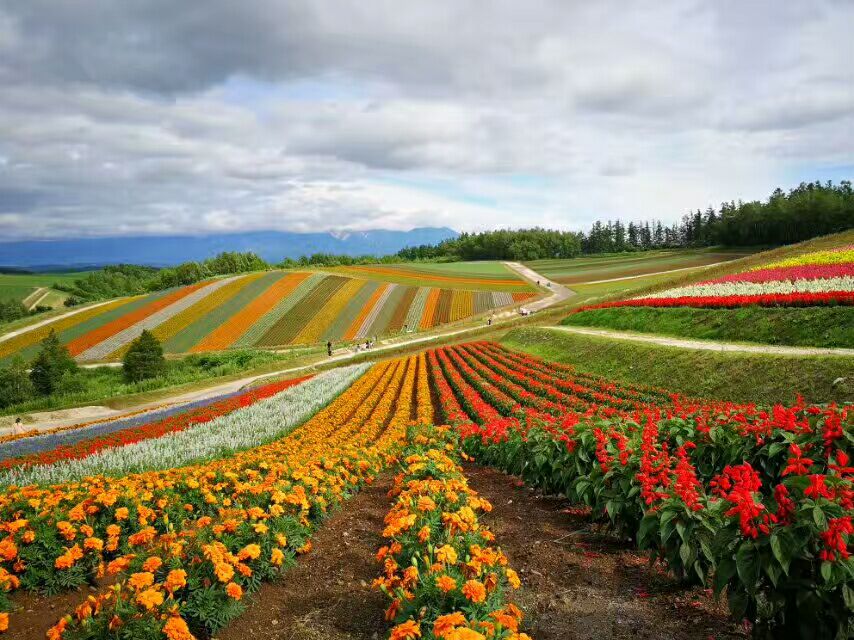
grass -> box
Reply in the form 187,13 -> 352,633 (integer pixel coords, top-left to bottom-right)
501,326 -> 853,405
563,306 -> 854,349
526,248 -> 755,285
0,272 -> 85,307
0,348 -> 316,418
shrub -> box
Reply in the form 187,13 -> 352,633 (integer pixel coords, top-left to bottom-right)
29,330 -> 78,395
0,357 -> 35,409
123,329 -> 166,382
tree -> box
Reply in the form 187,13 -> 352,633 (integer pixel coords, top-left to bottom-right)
29,330 -> 78,395
123,330 -> 166,382
0,356 -> 35,409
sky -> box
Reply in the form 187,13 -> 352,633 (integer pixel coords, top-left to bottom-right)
0,0 -> 852,240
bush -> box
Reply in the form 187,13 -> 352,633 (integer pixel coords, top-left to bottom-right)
29,330 -> 78,395
123,330 -> 166,382
0,357 -> 35,409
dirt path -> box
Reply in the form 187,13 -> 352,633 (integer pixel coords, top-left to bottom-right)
214,475 -> 393,640
574,261 -> 731,285
464,464 -> 743,640
503,261 -> 575,311
550,325 -> 854,358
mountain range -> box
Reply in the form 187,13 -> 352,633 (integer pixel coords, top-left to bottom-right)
0,228 -> 458,270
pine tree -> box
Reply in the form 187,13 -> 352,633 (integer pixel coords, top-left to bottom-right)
123,330 -> 166,382
29,330 -> 78,395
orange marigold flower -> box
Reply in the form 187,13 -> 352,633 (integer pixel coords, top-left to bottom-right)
0,612 -> 8,632
225,582 -> 243,600
435,574 -> 457,593
164,569 -> 187,593
446,628 -> 485,640
433,612 -> 467,637
136,587 -> 165,611
214,562 -> 234,583
163,615 -> 196,640
417,496 -> 437,512
83,537 -> 104,552
461,579 -> 486,604
142,556 -> 163,572
390,619 -> 421,640
237,544 -> 261,561
128,571 -> 155,591
46,616 -> 68,640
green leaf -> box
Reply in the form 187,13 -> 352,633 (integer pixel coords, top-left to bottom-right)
714,557 -> 737,594
843,584 -> 854,610
813,506 -> 827,529
770,533 -> 790,575
736,544 -> 759,594
637,514 -> 658,548
821,561 -> 832,583
679,542 -> 696,569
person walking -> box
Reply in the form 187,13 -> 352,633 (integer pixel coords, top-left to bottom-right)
13,417 -> 24,436
327,341 -> 333,357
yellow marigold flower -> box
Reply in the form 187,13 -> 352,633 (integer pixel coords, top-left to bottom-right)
436,544 -> 458,565
390,619 -> 421,640
128,571 -> 155,591
238,544 -> 261,560
225,582 -> 243,600
505,568 -> 521,589
136,587 -> 165,611
461,579 -> 486,604
214,562 -> 234,583
270,548 -> 285,566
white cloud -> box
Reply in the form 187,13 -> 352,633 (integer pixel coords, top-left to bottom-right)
0,0 -> 850,240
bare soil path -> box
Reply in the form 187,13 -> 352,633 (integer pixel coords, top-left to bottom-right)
550,325 -> 854,358
463,463 -> 744,640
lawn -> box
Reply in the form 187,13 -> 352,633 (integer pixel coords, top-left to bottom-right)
525,248 -> 755,285
501,326 -> 853,405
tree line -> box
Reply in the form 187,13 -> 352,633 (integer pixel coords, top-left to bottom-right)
397,180 -> 853,261
56,251 -> 270,305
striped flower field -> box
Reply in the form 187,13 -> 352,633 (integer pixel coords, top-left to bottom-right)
575,245 -> 854,311
0,270 -> 536,362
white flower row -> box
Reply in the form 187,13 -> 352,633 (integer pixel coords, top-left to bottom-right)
404,287 -> 431,330
633,276 -> 854,300
356,284 -> 397,339
1,363 -> 370,487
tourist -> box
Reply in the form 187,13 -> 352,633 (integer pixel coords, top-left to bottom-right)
327,341 -> 333,357
13,418 -> 24,436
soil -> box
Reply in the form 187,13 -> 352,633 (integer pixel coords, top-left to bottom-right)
4,579 -> 113,640
213,474 -> 395,640
463,463 -> 745,640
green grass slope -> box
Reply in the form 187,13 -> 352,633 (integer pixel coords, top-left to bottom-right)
563,306 -> 854,349
502,327 -> 853,405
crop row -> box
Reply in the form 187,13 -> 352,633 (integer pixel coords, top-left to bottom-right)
426,342 -> 854,638
376,426 -> 529,640
0,353 -> 427,637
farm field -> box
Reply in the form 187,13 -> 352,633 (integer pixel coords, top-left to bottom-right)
330,260 -> 537,291
0,341 -> 850,639
0,272 -> 84,309
0,269 -> 536,363
525,248 -> 754,285
564,233 -> 854,348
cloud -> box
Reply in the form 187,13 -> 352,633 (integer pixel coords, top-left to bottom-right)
0,0 -> 851,240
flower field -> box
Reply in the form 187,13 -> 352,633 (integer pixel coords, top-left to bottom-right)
0,272 -> 536,363
575,246 -> 854,311
0,341 -> 849,638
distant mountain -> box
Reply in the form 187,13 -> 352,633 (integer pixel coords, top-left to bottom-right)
0,228 -> 458,270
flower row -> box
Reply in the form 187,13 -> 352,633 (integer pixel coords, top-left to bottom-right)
0,365 -> 368,486
0,375 -> 314,464
0,353 -> 428,637
376,426 -> 530,640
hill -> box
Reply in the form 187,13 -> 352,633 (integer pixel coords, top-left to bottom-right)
0,265 -> 536,363
561,231 -> 854,348
0,227 -> 458,269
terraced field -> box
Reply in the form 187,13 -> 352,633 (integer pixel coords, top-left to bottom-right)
0,270 -> 537,362
0,271 -> 85,309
